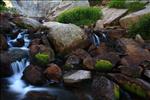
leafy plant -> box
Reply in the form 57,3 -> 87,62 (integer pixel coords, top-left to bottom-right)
57,7 -> 102,26
128,14 -> 150,40
95,60 -> 113,71
108,0 -> 126,8
127,1 -> 145,12
35,53 -> 49,65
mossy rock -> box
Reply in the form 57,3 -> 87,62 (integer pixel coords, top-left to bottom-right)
35,53 -> 49,66
114,83 -> 120,100
95,60 -> 113,71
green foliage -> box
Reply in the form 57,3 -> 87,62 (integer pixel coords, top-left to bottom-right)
127,1 -> 145,12
108,0 -> 126,8
124,83 -> 146,98
114,84 -> 120,100
35,53 -> 49,65
128,14 -> 150,40
95,60 -> 113,71
57,7 -> 102,26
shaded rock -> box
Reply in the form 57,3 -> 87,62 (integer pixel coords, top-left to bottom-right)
72,48 -> 90,60
92,76 -> 117,100
140,60 -> 150,69
118,65 -> 143,78
0,13 -> 15,34
0,52 -> 12,77
12,17 -> 41,30
120,6 -> 150,28
23,91 -> 56,100
8,47 -> 29,62
109,73 -> 150,99
30,38 -> 41,45
29,44 -> 55,64
65,55 -> 81,69
43,22 -> 88,54
44,63 -> 62,82
83,56 -> 95,70
11,38 -> 25,47
63,70 -> 91,84
118,38 -> 150,66
95,7 -> 127,28
0,34 -> 8,51
22,64 -> 46,85
144,70 -> 150,79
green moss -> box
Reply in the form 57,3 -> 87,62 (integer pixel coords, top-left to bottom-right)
128,14 -> 150,40
108,0 -> 126,8
35,53 -> 49,65
114,84 -> 120,100
124,83 -> 146,98
57,7 -> 102,26
95,60 -> 113,71
127,1 -> 145,12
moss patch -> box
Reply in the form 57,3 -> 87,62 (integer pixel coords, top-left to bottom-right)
35,53 -> 49,66
95,60 -> 113,71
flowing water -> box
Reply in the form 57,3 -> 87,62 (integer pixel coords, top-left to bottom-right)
1,30 -> 81,100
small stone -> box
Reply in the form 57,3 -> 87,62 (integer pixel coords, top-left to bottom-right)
63,70 -> 91,84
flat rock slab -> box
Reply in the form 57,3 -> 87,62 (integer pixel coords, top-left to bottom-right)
120,4 -> 150,28
95,7 -> 127,29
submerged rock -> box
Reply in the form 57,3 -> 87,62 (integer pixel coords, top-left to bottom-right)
63,70 -> 91,84
43,22 -> 88,54
22,64 -> 46,85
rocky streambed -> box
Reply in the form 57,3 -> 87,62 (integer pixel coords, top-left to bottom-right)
0,2 -> 150,100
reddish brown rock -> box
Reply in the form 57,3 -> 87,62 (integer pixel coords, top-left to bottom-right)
44,63 -> 62,82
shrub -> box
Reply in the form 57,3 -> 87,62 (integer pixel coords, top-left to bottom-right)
108,0 -> 126,8
127,1 -> 145,12
35,53 -> 49,65
95,60 -> 113,71
57,7 -> 102,26
128,14 -> 150,40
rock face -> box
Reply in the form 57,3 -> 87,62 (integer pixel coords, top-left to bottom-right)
119,5 -> 150,28
22,65 -> 46,85
43,22 -> 88,54
0,34 -> 8,51
63,70 -> 91,84
9,0 -> 89,19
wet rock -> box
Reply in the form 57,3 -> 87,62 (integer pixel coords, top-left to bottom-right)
108,73 -> 150,99
44,63 -> 62,83
0,34 -> 8,51
119,65 -> 143,78
144,70 -> 150,79
63,70 -> 91,84
83,56 -> 95,70
0,52 -> 12,77
12,17 -> 41,30
72,48 -> 90,60
120,6 -> 150,28
8,47 -> 29,62
22,64 -> 46,85
29,44 -> 55,64
92,76 -> 117,100
118,38 -> 150,67
23,91 -> 56,100
13,38 -> 25,47
65,55 -> 81,69
43,22 -> 88,54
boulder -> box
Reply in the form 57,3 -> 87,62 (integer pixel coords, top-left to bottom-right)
44,63 -> 62,82
43,22 -> 88,54
118,38 -> 150,67
22,64 -> 46,85
23,91 -> 56,100
0,34 -> 8,51
83,56 -> 95,70
63,70 -> 91,84
92,76 -> 117,100
120,5 -> 150,28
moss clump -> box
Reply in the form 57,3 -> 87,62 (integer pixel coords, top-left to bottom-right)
35,53 -> 49,65
108,0 -> 126,8
128,14 -> 150,40
124,83 -> 146,98
114,84 -> 120,100
127,1 -> 145,12
57,7 -> 102,26
95,60 -> 113,71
